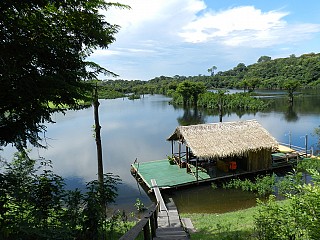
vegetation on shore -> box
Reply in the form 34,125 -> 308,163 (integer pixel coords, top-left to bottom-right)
182,158 -> 320,240
0,152 -> 136,240
182,200 -> 290,240
95,52 -> 320,101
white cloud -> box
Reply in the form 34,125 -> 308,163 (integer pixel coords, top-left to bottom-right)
178,5 -> 320,47
90,1 -> 320,80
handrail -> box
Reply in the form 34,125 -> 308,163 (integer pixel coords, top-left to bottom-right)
119,203 -> 158,240
279,142 -> 312,155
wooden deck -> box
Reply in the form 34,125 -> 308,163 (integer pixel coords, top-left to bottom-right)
131,157 -> 300,190
132,159 -> 211,189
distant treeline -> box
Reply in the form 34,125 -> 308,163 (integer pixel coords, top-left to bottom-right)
97,52 -> 320,98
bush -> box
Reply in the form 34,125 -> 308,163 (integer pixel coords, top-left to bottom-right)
255,170 -> 320,240
223,174 -> 276,196
0,151 -> 124,240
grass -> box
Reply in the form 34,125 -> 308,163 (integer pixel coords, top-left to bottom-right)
181,199 -> 289,240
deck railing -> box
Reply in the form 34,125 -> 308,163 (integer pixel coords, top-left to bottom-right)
279,142 -> 312,156
119,203 -> 158,240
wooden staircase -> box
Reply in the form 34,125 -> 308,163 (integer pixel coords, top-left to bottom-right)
151,179 -> 189,239
120,179 -> 192,239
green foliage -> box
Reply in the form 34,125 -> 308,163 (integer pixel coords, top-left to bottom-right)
195,92 -> 269,111
176,81 -> 206,107
276,170 -> 304,195
0,152 -> 124,240
134,198 -> 146,212
99,89 -> 126,99
95,52 -> 320,101
211,182 -> 218,189
254,196 -> 301,240
167,156 -> 175,165
257,56 -> 272,63
255,170 -> 320,240
0,0 -> 127,149
128,94 -> 141,100
282,79 -> 301,103
223,174 -> 276,196
298,158 -> 320,172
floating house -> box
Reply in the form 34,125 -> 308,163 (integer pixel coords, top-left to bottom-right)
167,119 -> 279,174
131,120 -> 303,189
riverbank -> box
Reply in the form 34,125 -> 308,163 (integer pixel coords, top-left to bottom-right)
181,200 -> 289,240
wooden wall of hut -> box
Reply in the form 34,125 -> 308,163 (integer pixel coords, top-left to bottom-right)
247,149 -> 272,171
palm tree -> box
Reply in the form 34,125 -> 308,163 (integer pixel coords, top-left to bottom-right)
207,66 -> 217,76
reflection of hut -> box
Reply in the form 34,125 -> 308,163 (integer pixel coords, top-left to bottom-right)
167,120 -> 279,174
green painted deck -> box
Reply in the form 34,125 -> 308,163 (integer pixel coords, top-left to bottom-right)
132,159 -> 211,189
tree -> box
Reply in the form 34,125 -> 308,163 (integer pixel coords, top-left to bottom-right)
282,79 -> 301,105
217,90 -> 227,122
208,66 -> 217,76
176,81 -> 206,107
93,85 -> 103,186
176,81 -> 193,107
191,82 -> 206,106
239,79 -> 249,92
0,1 -> 126,150
246,77 -> 261,92
257,55 -> 272,63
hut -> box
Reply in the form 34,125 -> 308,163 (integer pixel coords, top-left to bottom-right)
167,120 -> 279,175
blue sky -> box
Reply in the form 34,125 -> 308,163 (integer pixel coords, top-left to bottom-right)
90,0 -> 320,80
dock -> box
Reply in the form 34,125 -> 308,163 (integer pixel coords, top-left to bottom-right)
131,157 -> 299,190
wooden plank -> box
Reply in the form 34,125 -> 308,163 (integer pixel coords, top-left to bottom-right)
151,179 -> 168,212
119,204 -> 157,240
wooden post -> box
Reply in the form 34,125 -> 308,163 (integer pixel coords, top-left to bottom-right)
171,141 -> 174,156
143,221 -> 151,240
196,157 -> 198,182
154,209 -> 158,229
186,146 -> 189,172
305,134 -> 308,157
150,212 -> 156,238
178,142 -> 181,167
186,146 -> 189,163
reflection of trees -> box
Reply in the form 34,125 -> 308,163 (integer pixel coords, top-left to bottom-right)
177,107 -> 205,126
284,105 -> 298,122
271,94 -> 320,115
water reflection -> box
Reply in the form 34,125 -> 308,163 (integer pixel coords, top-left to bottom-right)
166,186 -> 257,214
177,107 -> 205,126
284,105 -> 298,122
1,92 -> 319,214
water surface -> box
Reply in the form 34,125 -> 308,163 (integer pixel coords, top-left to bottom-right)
1,92 -> 319,214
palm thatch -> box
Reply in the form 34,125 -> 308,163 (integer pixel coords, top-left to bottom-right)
167,120 -> 278,159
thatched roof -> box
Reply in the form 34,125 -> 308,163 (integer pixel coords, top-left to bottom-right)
167,120 -> 278,159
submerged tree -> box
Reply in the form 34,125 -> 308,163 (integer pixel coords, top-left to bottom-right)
176,81 -> 206,107
0,0 -> 126,150
282,79 -> 301,105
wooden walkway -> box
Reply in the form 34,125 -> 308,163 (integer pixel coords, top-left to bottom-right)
151,179 -> 190,239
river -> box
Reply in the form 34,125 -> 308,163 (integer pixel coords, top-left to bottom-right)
1,90 -> 319,214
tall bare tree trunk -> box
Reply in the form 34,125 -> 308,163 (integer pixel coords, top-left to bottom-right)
93,86 -> 103,185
